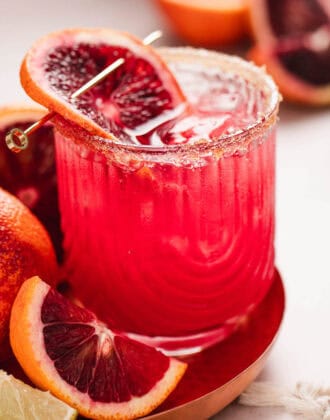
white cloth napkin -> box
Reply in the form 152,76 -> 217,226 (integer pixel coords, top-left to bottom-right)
239,382 -> 330,419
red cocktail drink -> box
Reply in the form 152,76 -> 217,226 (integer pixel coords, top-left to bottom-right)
55,48 -> 279,355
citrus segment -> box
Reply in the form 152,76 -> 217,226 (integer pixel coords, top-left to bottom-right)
10,276 -> 187,419
248,0 -> 330,104
0,369 -> 77,420
0,187 -> 57,360
0,106 -> 62,260
20,28 -> 187,142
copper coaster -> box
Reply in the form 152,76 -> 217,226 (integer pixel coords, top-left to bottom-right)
147,269 -> 285,419
1,270 -> 284,419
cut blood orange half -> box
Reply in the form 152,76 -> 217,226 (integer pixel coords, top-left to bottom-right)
156,0 -> 250,47
20,28 -> 187,142
0,106 -> 62,260
248,0 -> 330,105
10,276 -> 187,419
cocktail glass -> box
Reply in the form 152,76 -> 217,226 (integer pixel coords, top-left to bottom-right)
54,48 -> 280,356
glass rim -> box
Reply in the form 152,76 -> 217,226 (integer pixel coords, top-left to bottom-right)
56,47 -> 280,156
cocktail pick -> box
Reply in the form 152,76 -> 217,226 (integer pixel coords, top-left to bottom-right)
5,30 -> 162,153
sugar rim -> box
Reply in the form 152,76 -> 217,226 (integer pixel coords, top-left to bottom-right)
57,47 -> 280,156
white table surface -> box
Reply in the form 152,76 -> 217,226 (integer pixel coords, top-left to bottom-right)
1,1 -> 330,419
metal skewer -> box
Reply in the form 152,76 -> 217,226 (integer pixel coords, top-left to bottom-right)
6,30 -> 162,153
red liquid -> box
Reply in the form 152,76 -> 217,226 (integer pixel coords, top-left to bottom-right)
55,52 -> 278,354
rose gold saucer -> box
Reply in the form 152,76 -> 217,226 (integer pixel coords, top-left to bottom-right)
147,269 -> 285,419
1,270 -> 284,420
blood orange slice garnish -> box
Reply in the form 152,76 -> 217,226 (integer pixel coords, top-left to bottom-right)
0,106 -> 62,261
10,276 -> 187,419
20,28 -> 187,142
248,0 -> 330,105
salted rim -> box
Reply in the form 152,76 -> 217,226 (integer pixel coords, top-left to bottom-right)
56,47 -> 280,156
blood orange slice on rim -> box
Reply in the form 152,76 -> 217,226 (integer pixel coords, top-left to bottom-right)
20,28 -> 187,142
10,276 -> 187,419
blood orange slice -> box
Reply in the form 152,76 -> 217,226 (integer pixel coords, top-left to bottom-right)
20,28 -> 187,142
0,106 -> 62,260
248,0 -> 330,105
10,276 -> 187,419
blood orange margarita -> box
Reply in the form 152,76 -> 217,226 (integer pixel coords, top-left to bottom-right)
54,48 -> 279,355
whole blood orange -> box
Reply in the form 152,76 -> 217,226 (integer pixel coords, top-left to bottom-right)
10,276 -> 187,419
156,0 -> 250,47
0,188 -> 57,360
20,28 -> 187,141
248,0 -> 330,105
0,106 -> 62,260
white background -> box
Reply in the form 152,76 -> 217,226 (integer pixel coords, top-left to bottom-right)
1,1 -> 330,419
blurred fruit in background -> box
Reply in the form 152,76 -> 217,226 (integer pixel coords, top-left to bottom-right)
249,0 -> 330,105
156,0 -> 330,106
156,0 -> 250,47
0,107 -> 63,260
